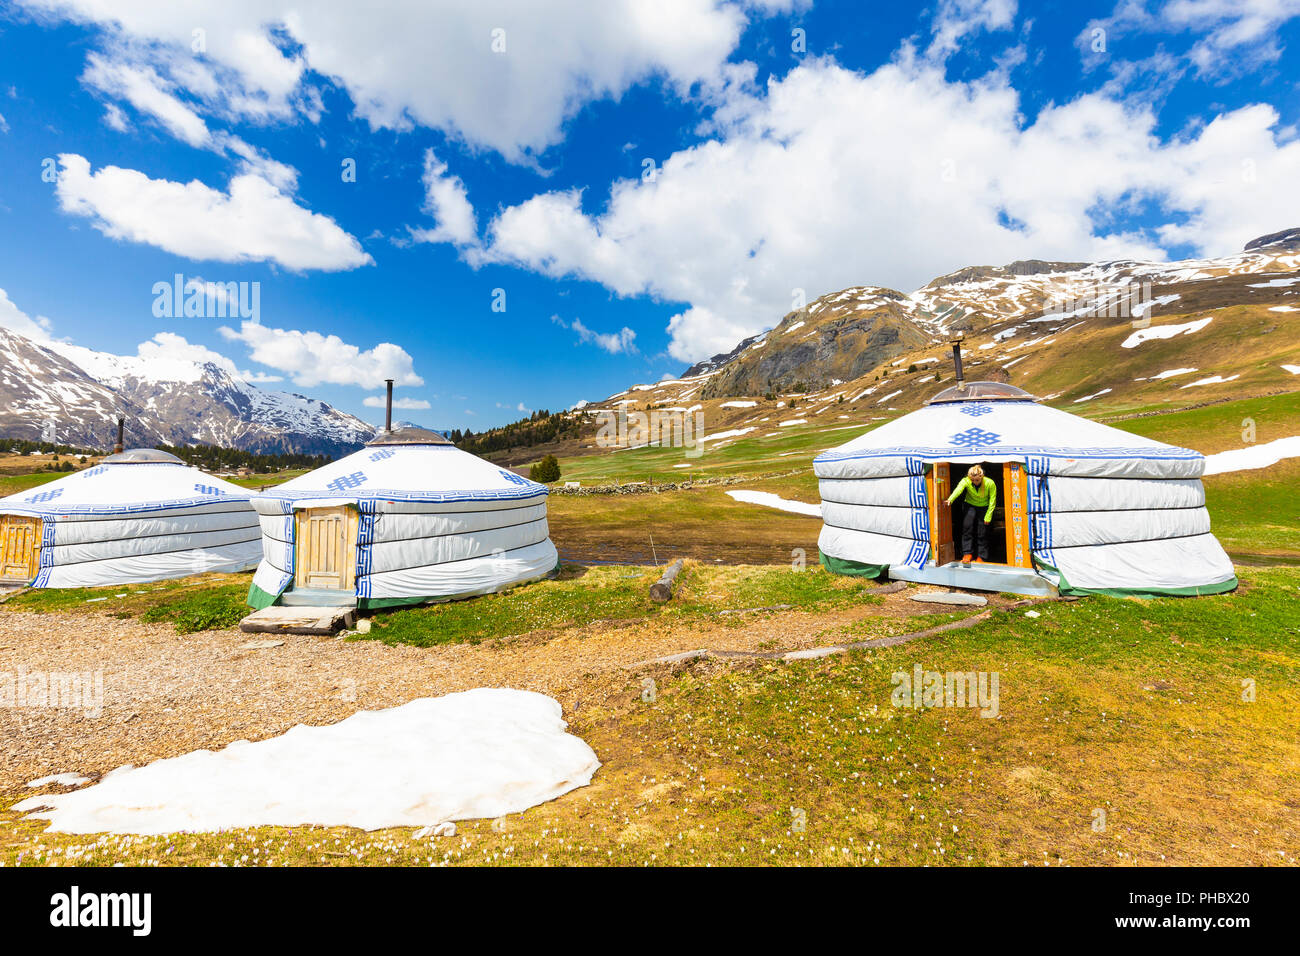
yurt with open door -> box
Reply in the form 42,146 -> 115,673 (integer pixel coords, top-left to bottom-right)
0,449 -> 262,588
815,349 -> 1237,597
247,424 -> 559,610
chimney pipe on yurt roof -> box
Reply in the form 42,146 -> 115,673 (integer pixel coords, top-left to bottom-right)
114,415 -> 125,455
385,379 -> 394,433
950,333 -> 965,385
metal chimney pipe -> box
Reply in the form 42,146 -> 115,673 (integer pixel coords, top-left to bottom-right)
384,379 -> 394,433
951,334 -> 965,384
114,416 -> 125,454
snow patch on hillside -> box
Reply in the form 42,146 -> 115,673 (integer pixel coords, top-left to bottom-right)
726,490 -> 821,517
1203,437 -> 1300,476
1121,317 -> 1213,348
17,690 -> 599,834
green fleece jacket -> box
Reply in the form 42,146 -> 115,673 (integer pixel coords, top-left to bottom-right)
947,475 -> 997,522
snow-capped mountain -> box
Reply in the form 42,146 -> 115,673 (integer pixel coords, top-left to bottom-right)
0,328 -> 376,454
637,232 -> 1300,401
584,229 -> 1298,429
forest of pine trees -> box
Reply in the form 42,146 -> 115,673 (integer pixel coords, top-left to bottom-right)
447,409 -> 581,456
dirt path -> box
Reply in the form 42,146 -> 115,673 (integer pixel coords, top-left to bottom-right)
0,589 -> 1008,794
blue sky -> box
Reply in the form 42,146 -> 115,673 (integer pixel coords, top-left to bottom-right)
0,0 -> 1297,431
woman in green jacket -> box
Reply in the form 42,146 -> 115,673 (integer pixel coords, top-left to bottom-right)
946,465 -> 997,566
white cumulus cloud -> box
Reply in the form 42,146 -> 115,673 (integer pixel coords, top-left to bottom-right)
363,395 -> 432,410
465,57 -> 1300,362
219,320 -> 423,388
16,0 -> 783,161
551,314 -> 639,354
0,287 -> 54,341
409,148 -> 479,247
54,154 -> 371,271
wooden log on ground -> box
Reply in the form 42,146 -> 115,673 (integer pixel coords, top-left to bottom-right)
649,559 -> 685,603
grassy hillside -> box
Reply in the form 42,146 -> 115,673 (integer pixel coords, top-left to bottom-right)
7,565 -> 1297,866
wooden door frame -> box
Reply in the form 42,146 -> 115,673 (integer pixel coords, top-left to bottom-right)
927,463 -> 956,567
930,461 -> 1032,568
1002,461 -> 1033,568
293,505 -> 359,591
0,514 -> 42,583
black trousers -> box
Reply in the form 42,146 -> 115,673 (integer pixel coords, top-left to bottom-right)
961,504 -> 989,559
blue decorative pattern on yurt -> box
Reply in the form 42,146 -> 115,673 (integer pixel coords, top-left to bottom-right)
1028,473 -> 1056,568
903,456 -> 930,569
326,471 -> 369,493
356,500 -> 378,599
947,427 -> 1002,449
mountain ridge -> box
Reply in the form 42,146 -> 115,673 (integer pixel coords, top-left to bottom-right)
0,328 -> 376,455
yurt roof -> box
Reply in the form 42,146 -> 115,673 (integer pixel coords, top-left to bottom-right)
254,439 -> 547,504
0,452 -> 254,516
101,447 -> 186,464
928,381 -> 1038,404
366,426 -> 453,447
816,388 -> 1203,479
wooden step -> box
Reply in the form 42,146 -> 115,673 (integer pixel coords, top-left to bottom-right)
239,605 -> 356,636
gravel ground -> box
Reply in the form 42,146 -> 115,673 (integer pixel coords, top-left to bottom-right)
0,589 -> 993,796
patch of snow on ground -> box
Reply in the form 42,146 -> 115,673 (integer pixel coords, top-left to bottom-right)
1121,317 -> 1212,348
1248,276 -> 1300,288
725,490 -> 821,517
15,690 -> 599,835
1282,365 -> 1300,375
1140,367 -> 1198,381
1130,293 -> 1181,317
27,773 -> 93,789
1203,436 -> 1300,476
1180,374 -> 1239,389
720,400 -> 758,408
1073,388 -> 1112,403
703,427 -> 756,442
779,418 -> 807,426
1269,305 -> 1299,312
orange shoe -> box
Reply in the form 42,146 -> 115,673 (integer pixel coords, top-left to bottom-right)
961,554 -> 972,567
974,557 -> 988,564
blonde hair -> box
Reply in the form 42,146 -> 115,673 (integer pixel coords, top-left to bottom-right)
967,465 -> 984,479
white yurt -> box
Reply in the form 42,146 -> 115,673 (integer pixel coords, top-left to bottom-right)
247,426 -> 559,610
0,449 -> 262,588
815,376 -> 1237,598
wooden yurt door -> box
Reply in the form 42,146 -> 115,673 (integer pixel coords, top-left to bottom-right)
0,515 -> 41,582
928,463 -> 956,566
294,507 -> 358,591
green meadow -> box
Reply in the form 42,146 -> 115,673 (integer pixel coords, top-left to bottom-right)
6,565 -> 1297,867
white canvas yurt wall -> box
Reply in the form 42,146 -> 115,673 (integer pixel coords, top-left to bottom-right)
248,427 -> 558,609
0,449 -> 262,588
815,384 -> 1237,597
